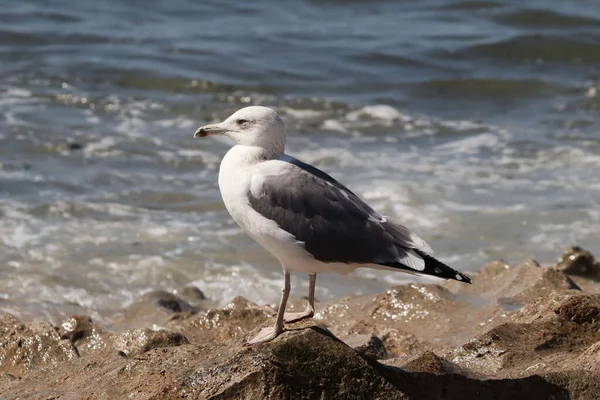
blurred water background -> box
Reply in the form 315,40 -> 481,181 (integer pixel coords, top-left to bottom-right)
1,0 -> 599,323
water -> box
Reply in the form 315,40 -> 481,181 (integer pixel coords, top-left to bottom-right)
1,0 -> 600,323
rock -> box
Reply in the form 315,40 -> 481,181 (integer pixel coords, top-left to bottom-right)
380,330 -> 431,358
0,323 -> 405,399
180,296 -> 273,344
575,340 -> 600,367
392,351 -> 464,376
227,326 -> 402,399
317,283 -> 476,356
114,290 -> 198,330
2,247 -> 600,399
0,314 -> 79,378
514,292 -> 600,324
557,246 -> 600,281
178,285 -> 207,302
0,372 -> 17,385
58,315 -> 110,356
142,290 -> 196,313
451,292 -> 600,378
344,333 -> 387,360
0,322 -> 572,399
113,328 -> 189,357
317,258 -> 579,360
474,258 -> 579,307
67,142 -> 83,151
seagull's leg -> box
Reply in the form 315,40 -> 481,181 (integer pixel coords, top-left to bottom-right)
245,271 -> 290,345
283,273 -> 316,323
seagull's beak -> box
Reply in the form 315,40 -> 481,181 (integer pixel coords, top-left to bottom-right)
194,123 -> 228,138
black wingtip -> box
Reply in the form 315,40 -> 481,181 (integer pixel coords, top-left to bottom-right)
414,250 -> 472,285
456,271 -> 472,284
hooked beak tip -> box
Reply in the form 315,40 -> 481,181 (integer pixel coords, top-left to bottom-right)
193,128 -> 206,138
194,124 -> 226,138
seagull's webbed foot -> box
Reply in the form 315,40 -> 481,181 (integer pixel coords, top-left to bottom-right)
245,271 -> 290,346
283,306 -> 314,323
244,324 -> 284,346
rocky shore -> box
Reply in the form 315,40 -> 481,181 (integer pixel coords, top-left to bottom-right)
1,246 -> 600,399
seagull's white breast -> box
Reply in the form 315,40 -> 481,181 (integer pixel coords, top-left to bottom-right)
217,146 -> 371,274
218,146 -> 312,270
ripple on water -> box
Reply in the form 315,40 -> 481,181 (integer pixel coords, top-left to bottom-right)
1,0 -> 600,322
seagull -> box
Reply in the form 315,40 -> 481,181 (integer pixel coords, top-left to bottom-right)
194,106 -> 471,345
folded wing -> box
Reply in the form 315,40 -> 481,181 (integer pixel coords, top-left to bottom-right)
247,156 -> 470,284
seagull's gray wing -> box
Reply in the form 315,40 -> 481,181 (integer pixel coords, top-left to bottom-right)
248,156 -> 470,283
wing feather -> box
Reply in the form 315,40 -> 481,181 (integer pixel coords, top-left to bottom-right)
248,159 -> 430,273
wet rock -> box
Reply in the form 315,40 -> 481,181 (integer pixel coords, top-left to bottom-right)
395,351 -> 464,376
344,333 -> 387,360
2,247 -> 600,399
0,319 -> 573,400
380,330 -> 431,358
451,292 -> 600,378
514,292 -> 600,324
0,324 -> 405,399
58,315 -> 110,356
180,296 -> 273,344
0,314 -> 79,378
470,258 -> 579,307
113,328 -> 189,357
557,246 -> 600,281
318,282 -> 494,357
0,372 -> 17,385
315,258 -> 578,361
178,285 -> 207,302
554,294 -> 600,324
142,290 -> 196,313
115,290 -> 198,330
67,142 -> 83,151
575,340 -> 600,369
230,326 -> 401,399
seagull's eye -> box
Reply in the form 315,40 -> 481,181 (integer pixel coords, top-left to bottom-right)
237,119 -> 248,126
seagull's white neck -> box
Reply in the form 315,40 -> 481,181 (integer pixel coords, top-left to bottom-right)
231,143 -> 284,163
218,143 -> 282,230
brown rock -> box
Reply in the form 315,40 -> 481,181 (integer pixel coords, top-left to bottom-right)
380,330 -> 432,359
180,296 -> 273,344
2,247 -> 600,399
451,292 -> 600,378
514,292 -> 600,324
557,246 -> 600,281
58,315 -> 110,356
344,333 -> 387,360
0,314 -> 79,378
0,323 -> 406,399
395,350 -> 464,376
113,328 -> 189,357
317,283 -> 476,356
113,290 -> 199,331
177,285 -> 207,302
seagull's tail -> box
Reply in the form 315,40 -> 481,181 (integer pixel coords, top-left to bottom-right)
415,250 -> 471,284
382,250 -> 471,284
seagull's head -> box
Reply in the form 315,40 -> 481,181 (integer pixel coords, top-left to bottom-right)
194,106 -> 286,153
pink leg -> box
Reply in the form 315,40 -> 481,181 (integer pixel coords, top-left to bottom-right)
245,271 -> 290,345
284,273 -> 316,323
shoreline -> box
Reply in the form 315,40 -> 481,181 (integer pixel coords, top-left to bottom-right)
1,246 -> 599,399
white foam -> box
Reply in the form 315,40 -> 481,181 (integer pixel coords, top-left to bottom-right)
321,119 -> 348,133
6,88 -> 32,98
83,136 -> 120,156
346,104 -> 409,122
282,108 -> 324,119
435,133 -> 501,154
155,117 -> 195,129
